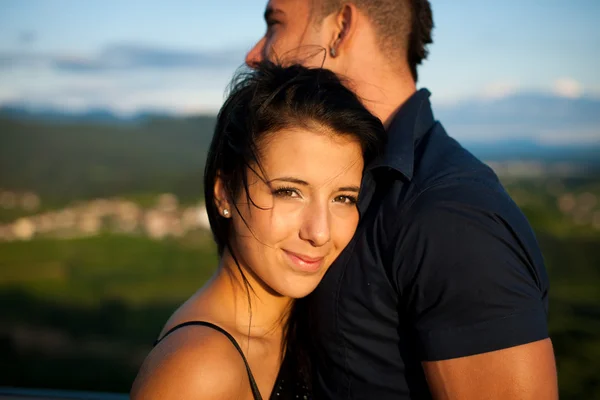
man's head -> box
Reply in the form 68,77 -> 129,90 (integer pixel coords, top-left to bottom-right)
245,0 -> 434,82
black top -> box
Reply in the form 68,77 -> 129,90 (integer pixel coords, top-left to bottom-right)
155,321 -> 312,400
306,89 -> 550,399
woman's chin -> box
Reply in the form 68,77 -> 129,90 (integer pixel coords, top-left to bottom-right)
271,278 -> 321,299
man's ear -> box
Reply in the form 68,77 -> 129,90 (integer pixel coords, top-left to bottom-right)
330,4 -> 357,56
213,173 -> 232,215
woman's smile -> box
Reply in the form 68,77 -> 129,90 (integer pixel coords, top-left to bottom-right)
282,249 -> 326,273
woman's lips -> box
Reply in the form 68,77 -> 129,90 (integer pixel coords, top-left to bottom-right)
283,250 -> 325,273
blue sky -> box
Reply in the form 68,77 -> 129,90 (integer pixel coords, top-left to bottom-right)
0,0 -> 599,114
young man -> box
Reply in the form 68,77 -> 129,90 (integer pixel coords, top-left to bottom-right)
246,1 -> 559,398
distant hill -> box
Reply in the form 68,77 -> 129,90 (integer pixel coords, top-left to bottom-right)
435,92 -> 600,126
462,139 -> 600,165
0,116 -> 216,204
1,93 -> 599,204
0,104 -> 173,125
4,91 -> 599,140
434,92 -> 600,150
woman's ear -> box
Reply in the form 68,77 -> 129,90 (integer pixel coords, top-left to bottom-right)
213,173 -> 232,218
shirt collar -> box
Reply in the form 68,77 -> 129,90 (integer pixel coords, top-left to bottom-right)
367,88 -> 435,180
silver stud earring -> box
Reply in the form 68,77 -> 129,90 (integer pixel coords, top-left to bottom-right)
222,209 -> 230,217
329,47 -> 337,58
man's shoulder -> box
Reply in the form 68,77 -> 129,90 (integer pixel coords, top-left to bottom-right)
376,120 -> 544,261
386,120 -> 543,259
384,122 -> 506,215
416,123 -> 500,190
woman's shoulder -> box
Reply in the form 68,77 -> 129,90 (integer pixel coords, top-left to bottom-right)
157,291 -> 205,337
131,321 -> 254,400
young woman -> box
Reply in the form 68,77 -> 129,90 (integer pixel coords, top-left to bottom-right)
130,62 -> 385,400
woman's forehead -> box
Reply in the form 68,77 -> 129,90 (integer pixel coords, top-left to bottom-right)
252,127 -> 364,186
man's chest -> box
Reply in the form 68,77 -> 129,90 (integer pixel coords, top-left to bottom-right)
308,184 -> 425,394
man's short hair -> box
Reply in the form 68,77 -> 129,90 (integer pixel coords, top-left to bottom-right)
317,0 -> 433,82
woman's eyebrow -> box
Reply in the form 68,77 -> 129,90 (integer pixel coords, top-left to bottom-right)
268,177 -> 309,186
338,186 -> 360,193
267,178 -> 360,193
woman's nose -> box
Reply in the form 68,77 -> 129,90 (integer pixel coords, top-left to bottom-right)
299,202 -> 330,247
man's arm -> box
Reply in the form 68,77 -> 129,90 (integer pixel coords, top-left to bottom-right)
391,184 -> 557,396
423,339 -> 558,400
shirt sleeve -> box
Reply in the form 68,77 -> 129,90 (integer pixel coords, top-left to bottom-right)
392,183 -> 549,361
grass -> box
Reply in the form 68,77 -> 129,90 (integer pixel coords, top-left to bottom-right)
0,232 -> 218,306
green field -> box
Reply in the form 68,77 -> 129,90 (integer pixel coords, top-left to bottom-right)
0,232 -> 218,392
1,192 -> 599,398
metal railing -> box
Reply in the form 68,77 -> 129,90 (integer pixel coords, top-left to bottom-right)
0,388 -> 128,400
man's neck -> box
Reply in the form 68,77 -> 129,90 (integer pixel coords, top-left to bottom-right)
344,60 -> 417,128
359,78 -> 416,128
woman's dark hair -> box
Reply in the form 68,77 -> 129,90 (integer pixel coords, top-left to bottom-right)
203,61 -> 385,388
204,61 -> 384,255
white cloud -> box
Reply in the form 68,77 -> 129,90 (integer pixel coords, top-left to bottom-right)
553,77 -> 583,98
536,127 -> 600,145
480,81 -> 520,100
444,123 -> 600,146
0,63 -> 236,115
0,87 -> 20,103
107,87 -> 226,115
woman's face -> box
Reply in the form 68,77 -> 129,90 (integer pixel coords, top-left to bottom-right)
221,127 -> 364,299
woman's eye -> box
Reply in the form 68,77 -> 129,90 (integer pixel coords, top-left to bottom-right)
334,195 -> 358,205
273,188 -> 300,198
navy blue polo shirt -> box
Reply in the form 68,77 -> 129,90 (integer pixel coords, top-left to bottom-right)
307,89 -> 550,399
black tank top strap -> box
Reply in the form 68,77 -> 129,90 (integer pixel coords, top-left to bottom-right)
154,320 -> 263,400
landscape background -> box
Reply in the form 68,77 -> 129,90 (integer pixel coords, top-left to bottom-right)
1,1 -> 599,399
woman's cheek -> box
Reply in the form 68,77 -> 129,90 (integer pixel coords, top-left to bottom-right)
267,203 -> 303,240
332,207 -> 360,246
